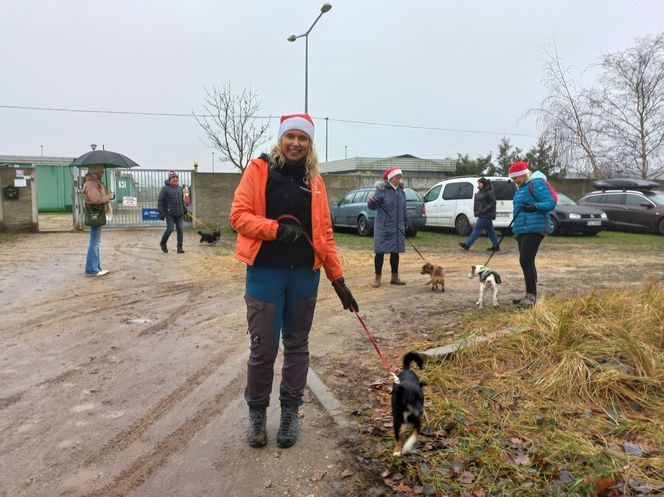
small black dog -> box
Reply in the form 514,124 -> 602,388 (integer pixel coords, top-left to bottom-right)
198,230 -> 221,244
391,352 -> 426,456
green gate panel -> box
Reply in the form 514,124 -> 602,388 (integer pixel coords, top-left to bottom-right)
36,165 -> 73,212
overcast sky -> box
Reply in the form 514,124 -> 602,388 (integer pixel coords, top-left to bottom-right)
1,0 -> 663,172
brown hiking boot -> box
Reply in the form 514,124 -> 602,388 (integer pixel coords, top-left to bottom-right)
371,274 -> 381,288
390,272 -> 406,285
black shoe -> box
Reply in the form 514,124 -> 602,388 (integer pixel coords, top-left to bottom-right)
487,246 -> 500,252
458,242 -> 469,251
247,408 -> 267,448
177,247 -> 185,254
160,241 -> 168,253
276,406 -> 300,448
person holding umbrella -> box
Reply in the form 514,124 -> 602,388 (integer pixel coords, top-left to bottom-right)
158,170 -> 187,254
82,165 -> 113,276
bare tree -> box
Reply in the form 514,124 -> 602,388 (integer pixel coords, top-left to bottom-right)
194,83 -> 271,173
593,34 -> 664,180
531,42 -> 604,178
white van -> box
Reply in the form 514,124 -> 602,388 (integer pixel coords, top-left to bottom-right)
422,176 -> 516,235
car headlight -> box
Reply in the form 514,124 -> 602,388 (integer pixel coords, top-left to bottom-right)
600,213 -> 607,219
568,213 -> 581,219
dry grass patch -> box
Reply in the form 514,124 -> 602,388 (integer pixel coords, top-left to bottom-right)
359,281 -> 664,497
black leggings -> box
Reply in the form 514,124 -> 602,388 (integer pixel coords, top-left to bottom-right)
374,253 -> 399,275
516,233 -> 544,296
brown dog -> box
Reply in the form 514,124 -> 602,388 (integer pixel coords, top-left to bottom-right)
420,262 -> 445,292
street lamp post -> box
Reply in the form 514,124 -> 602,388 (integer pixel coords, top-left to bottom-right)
287,3 -> 332,113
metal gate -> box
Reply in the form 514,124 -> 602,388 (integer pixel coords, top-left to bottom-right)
72,167 -> 192,229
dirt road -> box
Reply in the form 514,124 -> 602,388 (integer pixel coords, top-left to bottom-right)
1,228 -> 662,497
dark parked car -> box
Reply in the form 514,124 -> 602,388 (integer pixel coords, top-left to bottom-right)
550,193 -> 608,235
330,187 -> 426,236
578,179 -> 664,235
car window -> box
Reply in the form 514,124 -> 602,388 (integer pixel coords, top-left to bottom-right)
423,185 -> 442,203
605,194 -> 626,205
556,193 -> 576,206
582,194 -> 605,204
645,190 -> 664,204
404,188 -> 422,202
443,182 -> 475,200
626,194 -> 650,206
339,192 -> 356,205
350,190 -> 366,203
493,180 -> 517,201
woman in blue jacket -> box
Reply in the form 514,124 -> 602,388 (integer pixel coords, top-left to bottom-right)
368,167 -> 410,287
508,161 -> 556,307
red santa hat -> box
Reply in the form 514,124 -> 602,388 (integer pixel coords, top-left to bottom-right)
508,161 -> 530,178
278,113 -> 315,141
383,166 -> 403,181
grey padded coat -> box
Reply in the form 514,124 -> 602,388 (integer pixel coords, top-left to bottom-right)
367,180 -> 409,254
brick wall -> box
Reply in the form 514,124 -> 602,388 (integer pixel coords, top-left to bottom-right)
0,166 -> 38,232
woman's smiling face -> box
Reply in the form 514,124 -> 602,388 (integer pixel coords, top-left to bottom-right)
281,130 -> 310,162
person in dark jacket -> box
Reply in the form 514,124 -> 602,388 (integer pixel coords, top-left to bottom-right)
459,177 -> 500,252
368,167 -> 410,287
158,170 -> 187,253
508,161 -> 556,307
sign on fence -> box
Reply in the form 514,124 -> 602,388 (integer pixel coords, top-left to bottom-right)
122,196 -> 138,207
142,208 -> 161,221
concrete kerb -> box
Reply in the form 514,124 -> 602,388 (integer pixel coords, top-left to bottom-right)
421,326 -> 528,360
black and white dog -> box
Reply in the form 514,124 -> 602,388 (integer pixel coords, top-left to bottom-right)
391,352 -> 426,456
198,230 -> 221,244
468,264 -> 501,308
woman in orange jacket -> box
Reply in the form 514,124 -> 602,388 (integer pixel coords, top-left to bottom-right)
229,113 -> 358,449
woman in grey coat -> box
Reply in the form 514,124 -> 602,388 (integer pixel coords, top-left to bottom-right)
367,167 -> 410,287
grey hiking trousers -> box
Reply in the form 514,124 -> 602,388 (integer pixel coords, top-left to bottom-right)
244,266 -> 320,409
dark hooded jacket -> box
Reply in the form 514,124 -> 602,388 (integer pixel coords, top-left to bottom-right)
158,180 -> 186,218
474,180 -> 497,220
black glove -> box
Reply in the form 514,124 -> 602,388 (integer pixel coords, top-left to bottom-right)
159,213 -> 165,220
276,223 -> 305,244
332,277 -> 359,312
522,203 -> 537,213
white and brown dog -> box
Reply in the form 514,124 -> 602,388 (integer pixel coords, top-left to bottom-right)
467,265 -> 501,308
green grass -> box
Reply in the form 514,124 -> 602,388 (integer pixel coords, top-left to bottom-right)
356,282 -> 664,497
332,228 -> 664,253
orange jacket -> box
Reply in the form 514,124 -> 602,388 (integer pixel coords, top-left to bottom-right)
229,157 -> 344,281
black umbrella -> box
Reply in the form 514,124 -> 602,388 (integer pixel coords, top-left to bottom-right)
71,149 -> 141,169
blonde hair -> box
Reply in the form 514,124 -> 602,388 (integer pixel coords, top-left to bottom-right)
87,165 -> 104,175
269,139 -> 320,179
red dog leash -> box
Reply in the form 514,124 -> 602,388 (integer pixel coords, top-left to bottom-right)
277,214 -> 399,380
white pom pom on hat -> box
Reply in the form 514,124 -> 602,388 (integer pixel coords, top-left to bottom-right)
278,114 -> 315,141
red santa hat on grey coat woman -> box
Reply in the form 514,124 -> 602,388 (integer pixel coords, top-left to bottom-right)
383,166 -> 403,181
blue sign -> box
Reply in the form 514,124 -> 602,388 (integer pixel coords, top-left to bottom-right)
142,208 -> 161,221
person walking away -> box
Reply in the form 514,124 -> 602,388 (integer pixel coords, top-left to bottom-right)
158,170 -> 187,253
229,113 -> 359,449
508,161 -> 556,307
82,165 -> 113,276
459,177 -> 500,252
368,166 -> 411,287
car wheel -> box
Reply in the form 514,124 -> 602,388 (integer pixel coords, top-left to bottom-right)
659,218 -> 664,235
551,217 -> 560,235
454,215 -> 471,236
357,216 -> 371,237
406,228 -> 417,237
